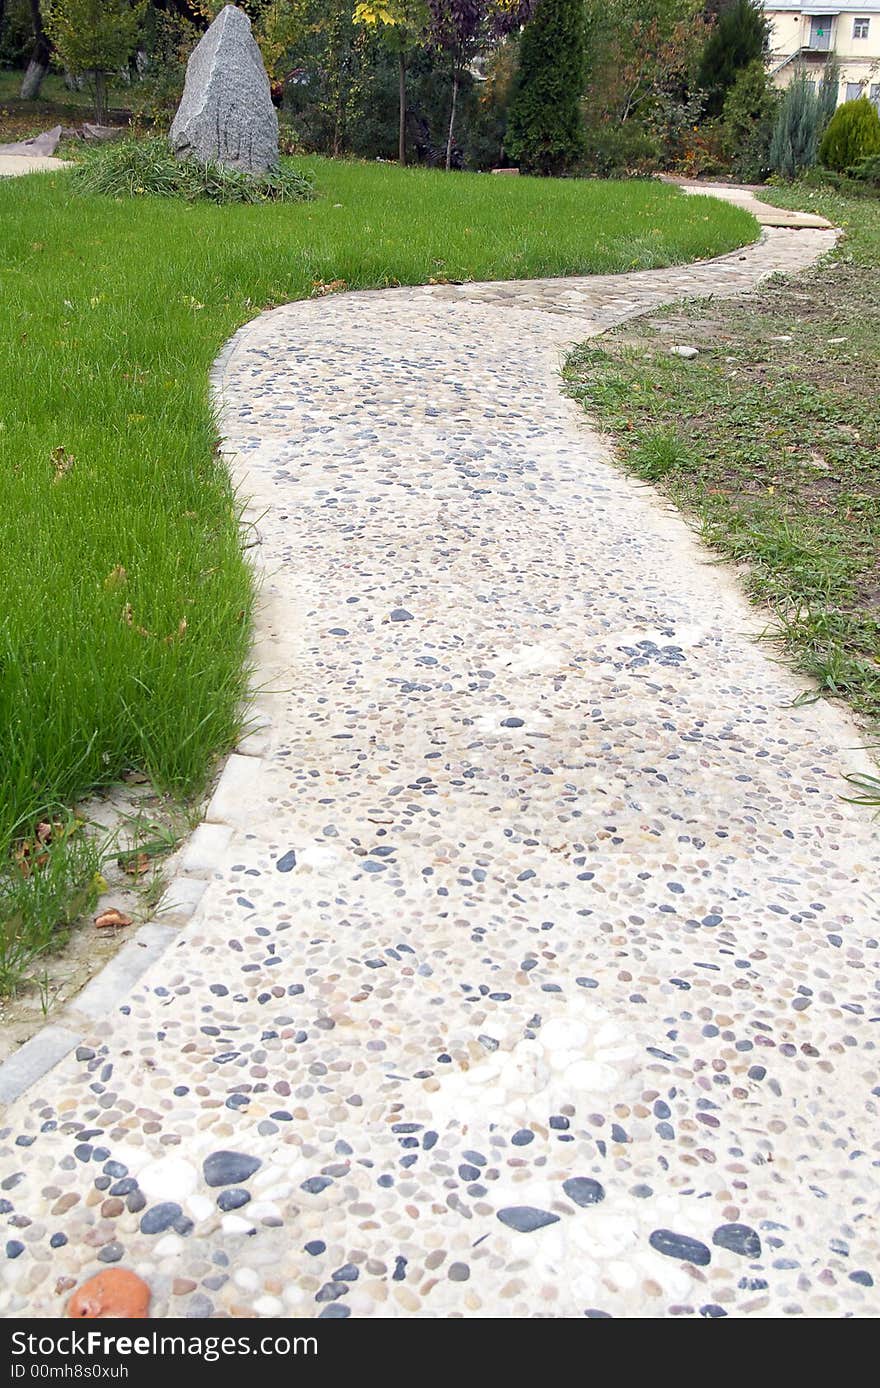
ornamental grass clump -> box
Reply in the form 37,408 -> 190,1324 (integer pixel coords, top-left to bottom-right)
73,136 -> 314,204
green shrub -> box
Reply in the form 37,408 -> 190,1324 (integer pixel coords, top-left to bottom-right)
644,93 -> 709,173
769,72 -> 820,178
72,136 -> 314,204
819,96 -> 880,172
505,0 -> 586,175
697,0 -> 770,118
848,153 -> 880,186
128,7 -> 202,129
721,58 -> 779,182
581,122 -> 659,177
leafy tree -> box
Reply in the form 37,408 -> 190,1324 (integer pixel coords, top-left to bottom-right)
720,57 -> 778,181
0,0 -> 34,69
583,0 -> 708,126
44,0 -> 147,120
505,0 -> 586,175
769,70 -> 819,178
697,0 -> 769,117
427,0 -> 533,170
819,95 -> 880,170
194,1 -> 309,82
354,0 -> 428,164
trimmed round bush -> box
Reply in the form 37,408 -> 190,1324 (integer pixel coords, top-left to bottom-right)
72,136 -> 314,204
818,97 -> 880,172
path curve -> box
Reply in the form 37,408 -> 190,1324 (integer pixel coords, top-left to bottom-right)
3,215 -> 880,1321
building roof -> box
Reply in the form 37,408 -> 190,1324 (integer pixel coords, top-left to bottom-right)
762,2 -> 880,11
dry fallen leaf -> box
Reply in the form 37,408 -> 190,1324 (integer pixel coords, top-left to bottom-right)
103,565 -> 127,591
94,908 -> 133,930
119,852 -> 150,877
51,445 -> 75,481
121,769 -> 150,785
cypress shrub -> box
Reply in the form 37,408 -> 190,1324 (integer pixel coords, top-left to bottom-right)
819,96 -> 880,171
505,0 -> 586,176
817,60 -> 839,129
769,72 -> 820,178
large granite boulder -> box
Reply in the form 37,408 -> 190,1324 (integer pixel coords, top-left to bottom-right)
169,5 -> 278,174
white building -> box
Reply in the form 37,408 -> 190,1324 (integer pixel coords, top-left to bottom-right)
762,2 -> 880,105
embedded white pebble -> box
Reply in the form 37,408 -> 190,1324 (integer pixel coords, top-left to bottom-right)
185,1194 -> 214,1222
253,1295 -> 284,1316
137,1156 -> 199,1203
153,1234 -> 184,1258
221,1215 -> 257,1235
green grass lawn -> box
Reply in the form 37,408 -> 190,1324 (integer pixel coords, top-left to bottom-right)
0,71 -> 114,107
0,71 -> 131,144
564,187 -> 880,757
0,155 -> 755,989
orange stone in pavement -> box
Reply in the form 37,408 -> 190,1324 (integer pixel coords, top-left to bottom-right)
67,1269 -> 151,1319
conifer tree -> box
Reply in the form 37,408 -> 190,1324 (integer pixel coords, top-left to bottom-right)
697,0 -> 769,117
819,95 -> 880,170
769,70 -> 819,178
505,0 -> 586,175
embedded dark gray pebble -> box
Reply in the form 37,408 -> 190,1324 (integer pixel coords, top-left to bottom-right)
218,1188 -> 252,1211
649,1230 -> 712,1266
301,1176 -> 332,1194
140,1202 -> 183,1235
497,1207 -> 560,1233
202,1151 -> 262,1187
713,1224 -> 761,1259
276,849 -> 297,872
563,1177 -> 606,1207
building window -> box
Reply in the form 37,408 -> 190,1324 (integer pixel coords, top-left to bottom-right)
846,82 -> 863,101
871,83 -> 880,109
853,17 -> 870,38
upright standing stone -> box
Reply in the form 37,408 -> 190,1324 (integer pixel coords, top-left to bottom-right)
169,5 -> 278,174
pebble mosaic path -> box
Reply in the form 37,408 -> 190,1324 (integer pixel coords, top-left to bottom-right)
3,212 -> 880,1321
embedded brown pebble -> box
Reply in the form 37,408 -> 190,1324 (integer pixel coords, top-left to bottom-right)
51,1195 -> 79,1216
67,1269 -> 151,1319
100,1200 -> 125,1219
173,1279 -> 197,1296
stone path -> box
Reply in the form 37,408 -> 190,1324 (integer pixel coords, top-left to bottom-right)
0,154 -> 71,176
3,210 -> 880,1320
667,177 -> 834,229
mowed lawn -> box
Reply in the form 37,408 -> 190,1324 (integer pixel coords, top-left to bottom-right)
0,155 -> 755,980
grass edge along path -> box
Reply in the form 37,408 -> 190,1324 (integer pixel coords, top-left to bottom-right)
563,186 -> 880,798
0,157 -> 755,992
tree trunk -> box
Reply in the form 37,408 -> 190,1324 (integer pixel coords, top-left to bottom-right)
93,70 -> 107,124
21,0 -> 50,101
398,49 -> 407,166
445,68 -> 459,171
